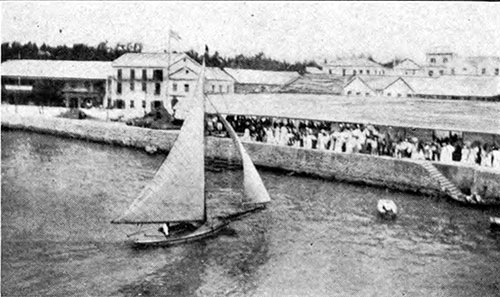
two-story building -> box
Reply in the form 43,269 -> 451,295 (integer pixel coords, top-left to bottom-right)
1,59 -> 112,107
109,52 -> 234,116
423,47 -> 500,77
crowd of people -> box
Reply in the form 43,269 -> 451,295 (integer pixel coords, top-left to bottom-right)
205,114 -> 500,169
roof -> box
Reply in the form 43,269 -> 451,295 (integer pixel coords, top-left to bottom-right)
205,93 -> 500,134
394,59 -> 421,70
325,58 -> 383,68
403,76 -> 500,97
279,74 -> 347,94
112,52 -> 186,68
347,76 -> 400,91
305,67 -> 323,74
224,68 -> 300,85
169,66 -> 234,81
1,59 -> 112,80
205,67 -> 234,81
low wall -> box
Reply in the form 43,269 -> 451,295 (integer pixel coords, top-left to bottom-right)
3,113 -> 500,205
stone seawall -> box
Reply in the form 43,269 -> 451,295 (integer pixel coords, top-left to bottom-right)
3,113 -> 500,205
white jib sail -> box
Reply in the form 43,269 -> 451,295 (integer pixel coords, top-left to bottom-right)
113,65 -> 206,224
218,115 -> 271,205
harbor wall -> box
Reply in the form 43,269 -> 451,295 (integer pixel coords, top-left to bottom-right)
3,113 -> 500,205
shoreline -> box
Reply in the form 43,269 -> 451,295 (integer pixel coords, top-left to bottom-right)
2,112 -> 499,205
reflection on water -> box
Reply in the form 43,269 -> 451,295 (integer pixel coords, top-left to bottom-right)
2,130 -> 500,297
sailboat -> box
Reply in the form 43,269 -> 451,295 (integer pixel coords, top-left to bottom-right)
111,60 -> 271,247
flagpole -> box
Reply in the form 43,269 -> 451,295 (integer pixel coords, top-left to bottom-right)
166,30 -> 171,115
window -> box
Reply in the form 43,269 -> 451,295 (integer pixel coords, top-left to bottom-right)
356,92 -> 361,96
430,58 -> 436,64
212,85 -> 215,93
142,69 -> 147,81
219,85 -> 223,93
360,70 -> 363,74
173,83 -> 177,92
451,68 -> 455,75
347,91 -> 352,95
153,69 -> 163,81
117,82 -> 122,94
387,92 -> 391,96
365,92 -> 370,96
397,93 -> 402,97
184,84 -> 189,92
185,70 -> 189,74
367,70 -> 370,75
329,69 -> 332,74
155,83 -> 161,95
227,85 -> 230,93
142,82 -> 147,92
130,81 -> 134,91
142,100 -> 146,108
117,69 -> 122,80
353,70 -> 357,75
443,58 -> 448,63
342,69 -> 346,76
495,68 -> 499,75
428,70 -> 434,77
482,68 -> 486,75
130,69 -> 135,80
130,100 -> 135,108
439,70 -> 444,75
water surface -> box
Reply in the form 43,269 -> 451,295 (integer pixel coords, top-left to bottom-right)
2,130 -> 500,296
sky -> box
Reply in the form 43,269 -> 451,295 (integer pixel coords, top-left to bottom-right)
1,1 -> 499,64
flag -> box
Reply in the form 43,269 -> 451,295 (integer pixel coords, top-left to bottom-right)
169,29 -> 181,41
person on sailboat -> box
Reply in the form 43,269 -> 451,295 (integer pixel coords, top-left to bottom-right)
158,223 -> 169,237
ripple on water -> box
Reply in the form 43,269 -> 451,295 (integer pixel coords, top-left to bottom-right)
2,130 -> 500,297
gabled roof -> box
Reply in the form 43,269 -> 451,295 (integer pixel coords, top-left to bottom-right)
112,52 -> 187,68
345,75 -> 400,91
403,76 -> 500,97
394,59 -> 421,70
1,59 -> 112,80
325,58 -> 383,68
169,66 -> 200,80
170,66 -> 234,81
383,77 -> 415,92
224,68 -> 300,85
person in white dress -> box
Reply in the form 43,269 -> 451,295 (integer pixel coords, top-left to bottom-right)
491,147 -> 500,169
440,141 -> 455,163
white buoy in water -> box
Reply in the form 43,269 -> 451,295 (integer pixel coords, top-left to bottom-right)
377,199 -> 397,219
490,217 -> 500,230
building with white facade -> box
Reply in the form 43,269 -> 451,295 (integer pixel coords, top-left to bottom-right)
110,52 -> 234,114
343,76 -> 400,96
392,59 -> 423,76
422,47 -> 500,77
321,58 -> 387,77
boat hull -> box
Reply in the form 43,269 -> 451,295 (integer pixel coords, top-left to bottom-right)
131,218 -> 230,248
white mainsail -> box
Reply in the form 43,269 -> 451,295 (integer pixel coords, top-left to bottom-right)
218,115 -> 271,205
113,64 -> 206,224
